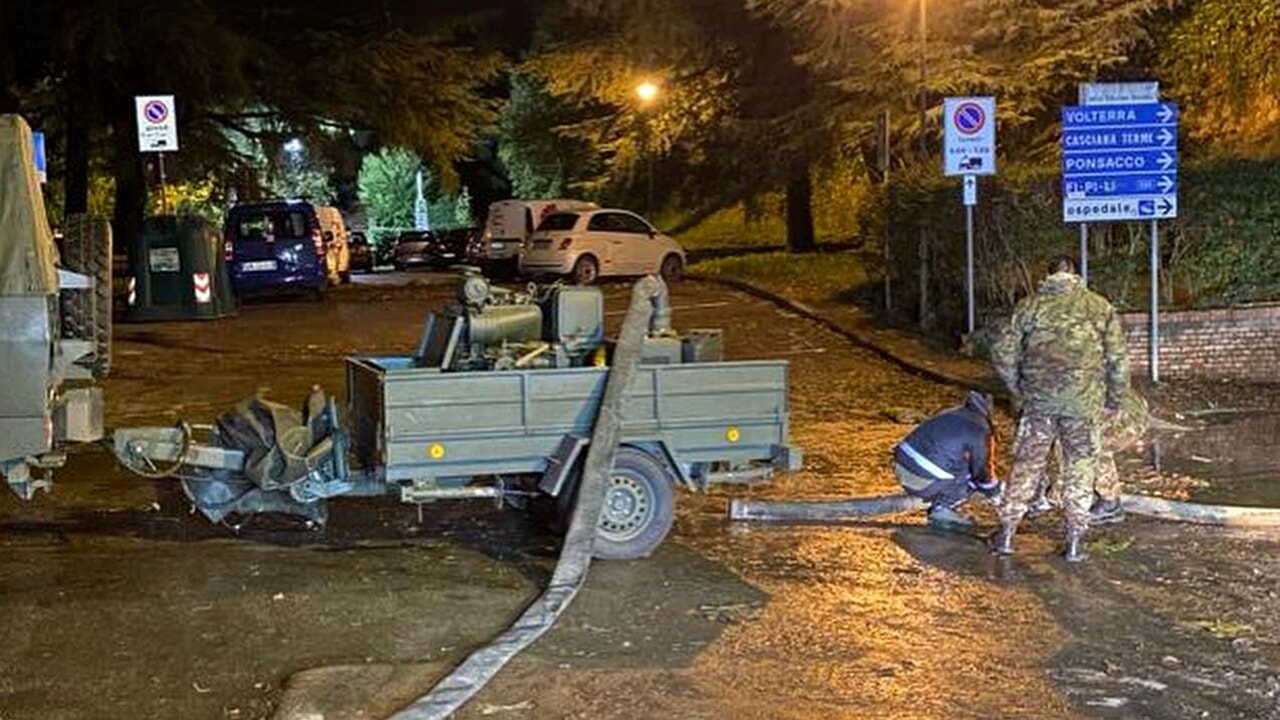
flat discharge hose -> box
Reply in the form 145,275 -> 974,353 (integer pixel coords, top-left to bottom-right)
386,277 -> 663,720
729,493 -> 1280,528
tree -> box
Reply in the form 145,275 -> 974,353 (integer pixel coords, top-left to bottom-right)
357,147 -> 419,256
3,0 -> 508,245
498,72 -> 599,199
1160,0 -> 1280,157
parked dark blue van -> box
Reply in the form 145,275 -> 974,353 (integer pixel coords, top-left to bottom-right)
224,201 -> 328,297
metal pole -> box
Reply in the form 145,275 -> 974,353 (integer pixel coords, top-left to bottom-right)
1149,219 -> 1160,383
1079,222 -> 1089,285
881,108 -> 892,313
157,152 -> 170,215
918,0 -> 927,156
965,203 -> 975,334
916,0 -> 929,328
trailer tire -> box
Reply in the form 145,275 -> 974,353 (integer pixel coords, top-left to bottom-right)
59,214 -> 112,378
589,446 -> 676,560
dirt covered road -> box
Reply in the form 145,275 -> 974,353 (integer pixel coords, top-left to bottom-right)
2,275 -> 1277,720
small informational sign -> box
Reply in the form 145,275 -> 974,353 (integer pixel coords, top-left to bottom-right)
1079,81 -> 1159,106
32,130 -> 47,183
963,175 -> 977,207
943,96 -> 997,176
135,95 -> 178,152
148,247 -> 181,273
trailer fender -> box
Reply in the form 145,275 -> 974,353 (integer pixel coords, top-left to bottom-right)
537,433 -> 589,498
623,439 -> 694,491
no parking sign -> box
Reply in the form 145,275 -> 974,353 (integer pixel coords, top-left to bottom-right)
943,96 -> 996,176
134,95 -> 179,152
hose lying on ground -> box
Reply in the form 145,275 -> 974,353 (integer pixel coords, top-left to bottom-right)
730,493 -> 1280,528
383,277 -> 663,720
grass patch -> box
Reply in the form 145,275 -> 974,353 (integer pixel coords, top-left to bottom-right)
688,250 -> 872,306
665,204 -> 786,251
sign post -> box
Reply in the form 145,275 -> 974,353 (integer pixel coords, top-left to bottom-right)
135,95 -> 179,214
1061,93 -> 1178,382
943,96 -> 996,336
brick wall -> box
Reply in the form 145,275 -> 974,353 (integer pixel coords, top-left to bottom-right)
1120,304 -> 1280,380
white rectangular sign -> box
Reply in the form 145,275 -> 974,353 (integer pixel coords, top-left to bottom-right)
1079,82 -> 1159,106
1062,196 -> 1177,223
943,96 -> 996,176
135,95 -> 178,152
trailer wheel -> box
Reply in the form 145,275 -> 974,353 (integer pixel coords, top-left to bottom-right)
591,447 -> 676,560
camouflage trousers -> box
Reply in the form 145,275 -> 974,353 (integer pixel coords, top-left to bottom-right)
1036,411 -> 1142,504
1002,413 -> 1102,528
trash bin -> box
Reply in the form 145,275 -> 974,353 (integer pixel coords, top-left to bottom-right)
124,215 -> 236,321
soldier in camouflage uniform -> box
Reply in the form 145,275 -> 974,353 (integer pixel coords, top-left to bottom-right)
1028,387 -> 1148,524
990,255 -> 1129,562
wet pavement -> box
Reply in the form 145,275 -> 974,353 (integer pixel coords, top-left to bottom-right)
3,272 -> 1279,719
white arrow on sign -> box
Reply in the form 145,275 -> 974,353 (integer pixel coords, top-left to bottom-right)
1158,198 -> 1174,216
1157,104 -> 1174,123
1158,175 -> 1174,193
1157,152 -> 1175,170
1158,128 -> 1174,146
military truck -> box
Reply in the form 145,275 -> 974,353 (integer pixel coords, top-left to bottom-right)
0,115 -> 109,500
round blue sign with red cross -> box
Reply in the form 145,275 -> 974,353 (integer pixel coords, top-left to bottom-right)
953,101 -> 986,136
143,99 -> 169,124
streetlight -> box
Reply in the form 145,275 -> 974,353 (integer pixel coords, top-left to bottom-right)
915,0 -> 931,329
636,81 -> 660,215
636,81 -> 659,104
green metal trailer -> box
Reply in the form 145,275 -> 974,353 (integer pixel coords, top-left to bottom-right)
345,355 -> 799,558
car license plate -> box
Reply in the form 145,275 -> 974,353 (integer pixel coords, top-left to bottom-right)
491,242 -> 505,250
243,260 -> 278,272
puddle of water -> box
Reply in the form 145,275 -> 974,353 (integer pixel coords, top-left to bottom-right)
1144,412 -> 1280,507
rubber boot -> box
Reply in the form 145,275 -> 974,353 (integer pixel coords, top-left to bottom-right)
989,521 -> 1017,555
1064,524 -> 1089,563
928,504 -> 975,532
1089,497 -> 1125,525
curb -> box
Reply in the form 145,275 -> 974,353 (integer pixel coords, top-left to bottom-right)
688,274 -> 1001,394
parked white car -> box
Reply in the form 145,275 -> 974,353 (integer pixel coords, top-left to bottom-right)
519,209 -> 685,285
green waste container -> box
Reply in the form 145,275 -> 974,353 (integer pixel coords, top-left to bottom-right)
124,215 -> 236,321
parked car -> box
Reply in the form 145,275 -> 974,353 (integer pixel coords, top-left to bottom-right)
224,200 -> 327,297
518,208 -> 685,285
478,199 -> 598,275
392,231 -> 437,271
314,205 -> 350,284
347,231 -> 374,274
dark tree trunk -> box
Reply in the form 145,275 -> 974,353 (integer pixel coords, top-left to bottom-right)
111,115 -> 146,250
785,162 -> 816,253
64,110 -> 90,215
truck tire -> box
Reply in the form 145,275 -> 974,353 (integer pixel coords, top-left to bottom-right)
590,446 -> 676,560
59,214 -> 112,378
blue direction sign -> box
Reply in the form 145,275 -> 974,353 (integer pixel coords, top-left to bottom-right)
1061,101 -> 1178,222
1061,103 -> 1178,128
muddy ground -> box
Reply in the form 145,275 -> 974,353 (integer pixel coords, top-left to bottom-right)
2,274 -> 1278,720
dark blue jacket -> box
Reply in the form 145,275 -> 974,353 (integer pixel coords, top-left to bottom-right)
894,395 -> 996,492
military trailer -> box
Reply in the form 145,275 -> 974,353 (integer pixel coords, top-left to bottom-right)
113,272 -> 800,559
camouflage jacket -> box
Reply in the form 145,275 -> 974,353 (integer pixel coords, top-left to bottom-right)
991,272 -> 1129,419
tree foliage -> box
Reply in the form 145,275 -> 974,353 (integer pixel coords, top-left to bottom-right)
357,147 -> 420,234
1160,0 -> 1280,156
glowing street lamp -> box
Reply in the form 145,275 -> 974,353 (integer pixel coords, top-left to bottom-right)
635,82 -> 660,214
636,81 -> 659,104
